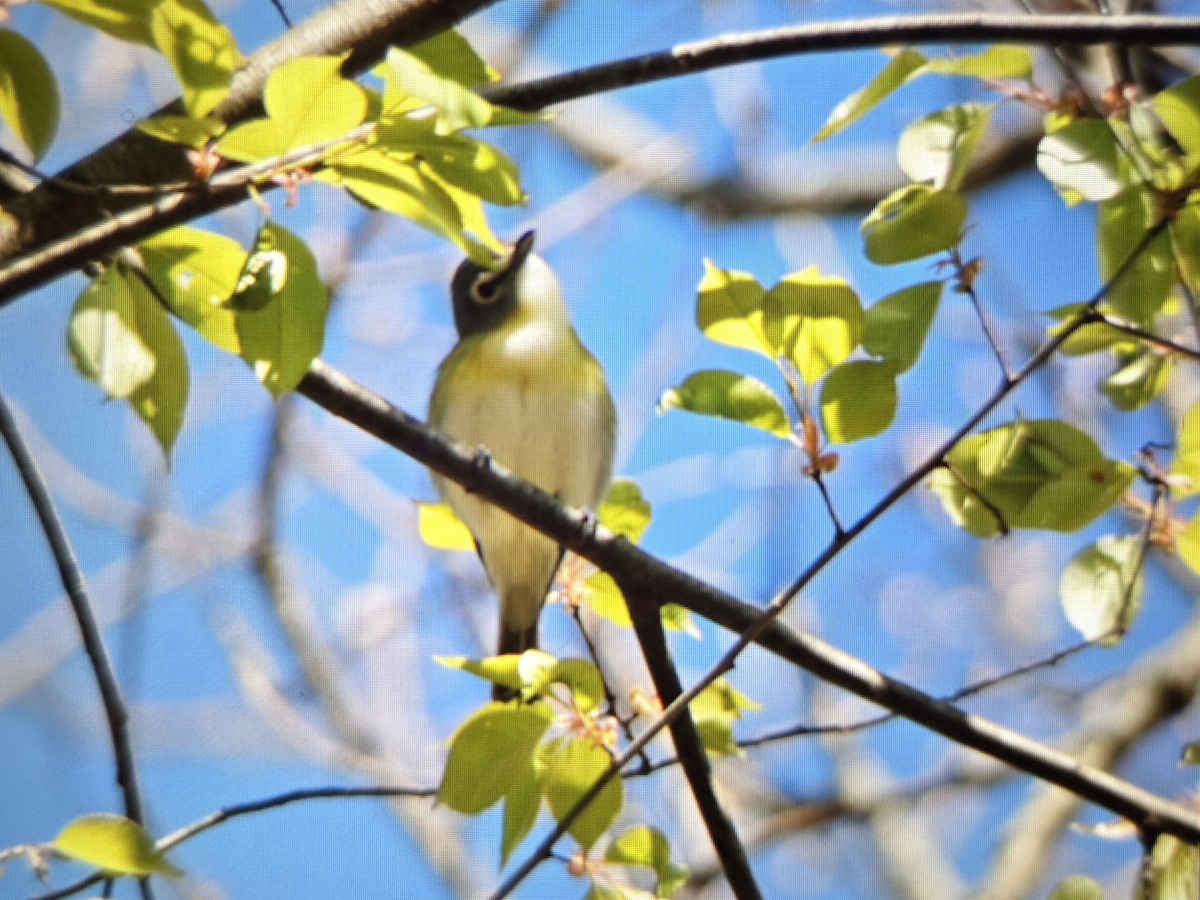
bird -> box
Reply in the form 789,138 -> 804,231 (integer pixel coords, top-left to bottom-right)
428,231 -> 616,700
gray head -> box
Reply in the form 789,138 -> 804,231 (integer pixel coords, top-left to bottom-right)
449,231 -> 540,338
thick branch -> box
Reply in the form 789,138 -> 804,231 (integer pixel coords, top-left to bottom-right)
294,359 -> 1200,844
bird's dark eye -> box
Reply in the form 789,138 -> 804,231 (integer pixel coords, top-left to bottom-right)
470,272 -> 502,304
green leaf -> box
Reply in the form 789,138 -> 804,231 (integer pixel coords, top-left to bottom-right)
813,48 -> 927,142
1045,303 -> 1133,357
606,826 -> 689,898
1171,399 -> 1200,499
1097,186 -> 1174,322
331,151 -> 468,248
542,736 -> 623,850
417,503 -> 475,552
54,814 -> 182,878
409,28 -> 496,88
0,29 -> 60,160
1048,875 -> 1105,900
501,757 -> 543,864
1060,535 -> 1144,644
137,113 -> 225,147
545,659 -> 606,714
862,184 -> 967,265
146,0 -> 239,118
920,46 -> 1033,80
1037,119 -> 1128,204
439,704 -> 554,815
762,267 -> 863,384
377,119 -> 526,206
139,225 -> 246,352
690,678 -> 761,757
820,360 -> 898,444
1170,205 -> 1200,305
38,0 -> 153,46
897,103 -> 993,191
436,653 -> 526,694
581,571 -> 631,628
659,370 -> 792,439
1146,834 -> 1200,900
67,265 -> 189,454
384,46 -> 496,134
1101,346 -> 1171,411
1153,75 -> 1200,160
863,281 -> 943,372
1175,515 -> 1200,577
231,222 -> 329,396
217,55 -> 366,161
695,261 -> 772,357
598,480 -> 652,544
930,419 -> 1135,537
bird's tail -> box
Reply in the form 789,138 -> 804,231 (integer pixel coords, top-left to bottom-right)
493,619 -> 538,702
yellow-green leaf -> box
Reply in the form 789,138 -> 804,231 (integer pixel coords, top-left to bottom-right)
763,266 -> 863,384
820,360 -> 897,444
1101,346 -> 1171,411
1060,535 -> 1143,644
332,151 -> 468,248
384,46 -> 495,134
1171,399 -> 1200,498
813,48 -> 927,143
439,704 -> 553,815
0,29 -> 60,160
137,113 -> 225,147
501,757 -> 543,865
581,571 -> 631,628
1146,834 -> 1200,900
862,184 -> 966,265
409,28 -> 496,88
659,370 -> 791,439
863,281 -> 942,372
38,0 -> 153,46
921,46 -> 1033,81
54,814 -> 182,878
542,736 -> 623,850
68,265 -> 189,454
695,260 -> 772,357
606,826 -> 689,898
1037,119 -> 1128,204
231,222 -> 329,396
897,103 -> 993,191
1153,75 -> 1200,161
597,480 -> 652,544
146,0 -> 239,118
1049,875 -> 1105,900
418,503 -> 475,551
1097,185 -> 1174,322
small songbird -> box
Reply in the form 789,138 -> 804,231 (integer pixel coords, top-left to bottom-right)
429,232 -> 616,697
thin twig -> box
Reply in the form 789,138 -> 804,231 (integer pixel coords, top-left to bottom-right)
0,393 -> 153,899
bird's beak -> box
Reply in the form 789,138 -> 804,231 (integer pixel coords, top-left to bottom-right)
495,230 -> 536,281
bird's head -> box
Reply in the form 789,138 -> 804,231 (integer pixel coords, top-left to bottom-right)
449,231 -> 567,337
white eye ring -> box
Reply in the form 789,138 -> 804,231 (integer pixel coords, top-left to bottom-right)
470,271 -> 503,304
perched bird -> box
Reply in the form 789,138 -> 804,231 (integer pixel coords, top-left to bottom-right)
429,231 -> 616,698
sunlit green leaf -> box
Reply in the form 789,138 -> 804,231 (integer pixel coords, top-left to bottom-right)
598,480 -> 652,544
54,814 -> 182,878
1171,205 -> 1200,305
0,29 -> 60,160
377,118 -> 525,206
813,48 -> 927,142
1048,875 -> 1105,900
898,103 -> 993,191
1097,186 -> 1174,322
38,0 -> 153,46
1060,535 -> 1143,644
820,360 -> 897,444
1101,346 -> 1171,411
218,55 -> 366,161
607,826 -> 689,898
930,419 -> 1135,537
1171,399 -> 1200,499
861,184 -> 966,265
146,0 -> 239,118
920,46 -> 1033,80
542,736 -> 623,850
581,571 -> 632,628
232,222 -> 329,396
68,265 -> 188,454
659,370 -> 791,439
383,46 -> 496,134
409,28 -> 496,88
863,281 -> 943,372
417,503 -> 475,552
1045,303 -> 1134,357
1037,119 -> 1128,204
501,756 -> 543,864
439,704 -> 554,815
436,653 -> 526,693
545,659 -> 606,714
763,267 -> 863,384
1175,515 -> 1200,577
1153,75 -> 1200,160
695,261 -> 772,357
139,225 -> 246,352
137,113 -> 225,147
331,151 -> 467,247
